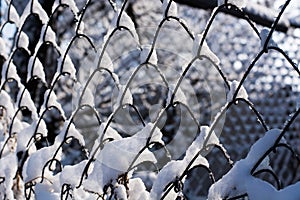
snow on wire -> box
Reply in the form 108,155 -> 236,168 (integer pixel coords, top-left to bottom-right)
0,0 -> 299,199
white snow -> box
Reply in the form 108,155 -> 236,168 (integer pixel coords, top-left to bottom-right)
57,120 -> 85,146
57,56 -> 76,80
112,9 -> 139,42
40,25 -> 57,46
113,84 -> 133,111
17,31 -> 29,52
260,28 -> 278,48
23,144 -> 62,183
208,129 -> 281,200
59,160 -> 87,187
27,57 -> 46,83
10,117 -> 23,136
40,89 -> 65,118
135,123 -> 165,145
97,123 -> 161,172
112,72 -> 120,85
76,21 -> 85,34
114,183 -> 128,199
97,122 -> 122,142
140,45 -> 158,65
150,126 -> 212,199
16,122 -> 33,153
227,80 -> 248,102
245,128 -> 280,166
17,119 -> 47,153
297,94 -> 300,110
73,82 -> 95,107
0,37 -> 7,58
34,182 -> 60,200
162,0 -> 178,17
20,0 -> 49,25
186,126 -> 219,160
166,84 -> 188,105
98,51 -> 114,72
59,0 -> 79,18
0,153 -> 18,200
128,178 -> 150,200
247,178 -> 300,200
86,123 -> 163,193
32,0 -> 49,24
218,0 -> 247,9
0,90 -> 15,119
4,5 -> 20,26
17,86 -> 38,119
36,119 -> 48,138
193,33 -> 220,65
1,60 -> 21,86
1,0 -> 300,199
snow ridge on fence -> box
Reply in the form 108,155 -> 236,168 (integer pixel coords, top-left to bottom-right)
0,0 -> 299,199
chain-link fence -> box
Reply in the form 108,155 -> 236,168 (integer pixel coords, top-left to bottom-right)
0,0 -> 299,199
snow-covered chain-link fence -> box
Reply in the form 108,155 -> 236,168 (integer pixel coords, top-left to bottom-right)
0,0 -> 300,199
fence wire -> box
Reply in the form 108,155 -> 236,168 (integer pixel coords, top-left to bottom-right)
0,0 -> 299,199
